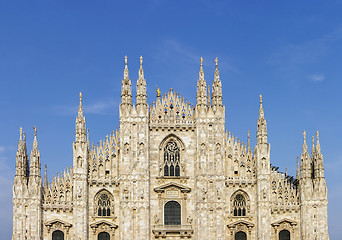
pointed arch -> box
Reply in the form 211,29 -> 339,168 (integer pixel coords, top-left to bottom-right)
94,189 -> 114,217
159,134 -> 185,151
159,134 -> 185,177
230,190 -> 250,217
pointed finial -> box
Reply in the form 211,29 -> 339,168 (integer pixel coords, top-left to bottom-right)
303,130 -> 308,153
33,126 -> 37,137
78,92 -> 83,116
19,127 -> 23,141
124,56 -> 129,79
316,130 -> 321,152
139,56 -> 145,81
199,57 -> 204,81
316,130 -> 319,141
33,126 -> 38,150
259,94 -> 264,119
23,131 -> 26,142
214,57 -> 220,82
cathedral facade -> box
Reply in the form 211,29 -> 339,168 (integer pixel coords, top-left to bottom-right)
12,57 -> 329,240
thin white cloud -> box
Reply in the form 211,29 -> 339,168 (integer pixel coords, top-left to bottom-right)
267,27 -> 342,76
84,99 -> 117,114
154,38 -> 199,64
54,99 -> 118,116
153,38 -> 236,72
309,74 -> 325,82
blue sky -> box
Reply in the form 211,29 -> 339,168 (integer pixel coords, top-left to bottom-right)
0,0 -> 342,238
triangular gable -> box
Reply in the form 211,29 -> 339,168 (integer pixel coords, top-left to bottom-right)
90,220 -> 118,229
227,220 -> 254,228
45,219 -> 72,228
154,182 -> 191,193
271,218 -> 297,227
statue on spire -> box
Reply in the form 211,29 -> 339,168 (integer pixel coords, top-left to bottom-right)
199,57 -> 204,80
33,126 -> 37,137
156,85 -> 161,97
124,56 -> 129,79
139,56 -> 144,79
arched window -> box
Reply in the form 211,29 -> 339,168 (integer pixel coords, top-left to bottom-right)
163,141 -> 180,176
98,232 -> 110,240
233,194 -> 246,216
235,231 -> 247,240
279,230 -> 290,240
97,193 -> 111,217
164,201 -> 181,225
52,230 -> 64,240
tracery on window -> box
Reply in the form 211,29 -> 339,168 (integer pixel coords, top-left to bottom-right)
97,193 -> 111,217
163,141 -> 180,176
233,194 -> 246,216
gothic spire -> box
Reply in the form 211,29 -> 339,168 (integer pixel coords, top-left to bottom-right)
302,130 -> 308,154
196,57 -> 207,107
212,57 -> 223,107
78,92 -> 83,117
214,57 -> 219,81
30,126 -> 41,177
315,131 -> 325,179
15,127 -> 28,178
121,56 -> 132,106
199,57 -> 204,81
316,131 -> 321,153
301,130 -> 311,179
257,95 -> 267,145
75,92 -> 86,143
136,56 -> 147,107
33,126 -> 38,151
259,94 -> 264,119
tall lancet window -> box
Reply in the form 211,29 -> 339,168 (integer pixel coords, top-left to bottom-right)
163,140 -> 180,176
233,194 -> 246,216
97,193 -> 111,217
